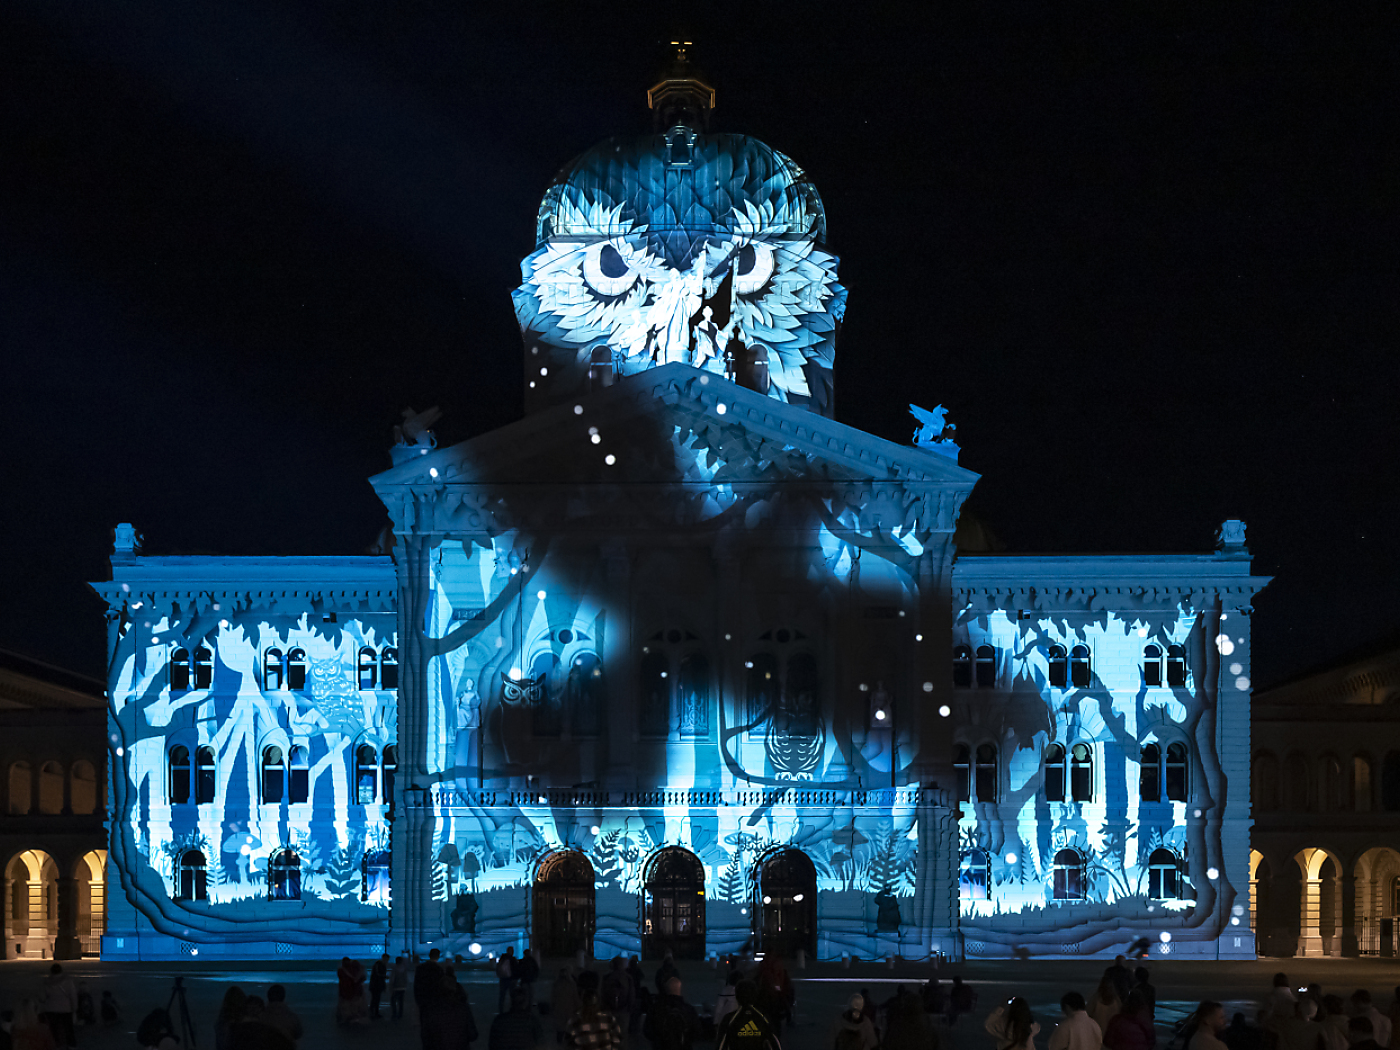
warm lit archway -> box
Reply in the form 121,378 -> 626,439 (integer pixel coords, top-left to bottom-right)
1354,847 -> 1400,956
75,850 -> 106,954
1292,847 -> 1344,956
5,849 -> 59,957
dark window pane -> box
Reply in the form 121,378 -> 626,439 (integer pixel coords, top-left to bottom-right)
1140,744 -> 1161,802
639,651 -> 670,737
952,646 -> 972,688
1048,647 -> 1067,689
975,646 -> 996,688
678,653 -> 709,736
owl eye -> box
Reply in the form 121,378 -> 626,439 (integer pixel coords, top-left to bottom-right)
734,242 -> 775,295
581,243 -> 638,298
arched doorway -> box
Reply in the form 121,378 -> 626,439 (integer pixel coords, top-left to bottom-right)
1354,847 -> 1400,955
75,851 -> 106,956
643,847 -> 705,960
5,850 -> 58,958
758,850 -> 817,957
533,851 -> 594,958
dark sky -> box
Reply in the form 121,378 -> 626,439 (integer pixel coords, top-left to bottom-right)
2,3 -> 1396,686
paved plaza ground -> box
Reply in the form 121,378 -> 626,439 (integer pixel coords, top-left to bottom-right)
2,957 -> 1399,1050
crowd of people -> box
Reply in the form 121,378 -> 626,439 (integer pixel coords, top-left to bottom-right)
12,949 -> 1400,1050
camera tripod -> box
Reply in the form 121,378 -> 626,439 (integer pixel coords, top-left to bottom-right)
166,977 -> 196,1049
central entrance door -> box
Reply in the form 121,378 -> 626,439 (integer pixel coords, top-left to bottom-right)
643,847 -> 706,959
759,849 -> 817,957
533,851 -> 595,958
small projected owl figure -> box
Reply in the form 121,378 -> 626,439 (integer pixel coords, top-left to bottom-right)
500,672 -> 546,705
765,689 -> 825,780
514,132 -> 847,416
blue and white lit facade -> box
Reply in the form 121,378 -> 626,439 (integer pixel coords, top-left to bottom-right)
92,66 -> 1269,960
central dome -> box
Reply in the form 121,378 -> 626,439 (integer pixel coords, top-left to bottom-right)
513,99 -> 847,418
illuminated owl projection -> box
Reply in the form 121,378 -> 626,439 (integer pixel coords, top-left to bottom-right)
514,130 -> 847,416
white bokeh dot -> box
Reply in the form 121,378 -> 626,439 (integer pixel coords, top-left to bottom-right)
1236,676 -> 1250,690
922,682 -> 933,693
1005,852 -> 1018,865
1159,931 -> 1172,943
573,405 -> 583,415
716,404 -> 727,415
1207,867 -> 1219,880
1230,662 -> 1243,675
605,454 -> 616,465
938,705 -> 950,717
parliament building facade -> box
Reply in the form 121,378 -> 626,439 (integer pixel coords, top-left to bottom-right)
93,63 -> 1267,961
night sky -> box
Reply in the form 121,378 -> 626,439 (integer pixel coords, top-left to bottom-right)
2,4 -> 1395,687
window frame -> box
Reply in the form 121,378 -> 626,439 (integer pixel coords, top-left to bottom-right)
1070,742 -> 1094,802
1143,644 -> 1163,687
1147,848 -> 1180,900
176,849 -> 207,902
958,849 -> 991,900
1069,645 -> 1091,688
1047,645 -> 1068,689
952,645 -> 972,688
194,746 -> 216,805
974,743 -> 998,803
168,745 -> 191,805
1052,848 -> 1086,901
261,745 -> 285,805
1044,743 -> 1066,802
974,645 -> 996,689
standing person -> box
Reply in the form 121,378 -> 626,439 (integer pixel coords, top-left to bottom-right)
713,973 -> 741,1033
417,949 -> 446,1039
654,954 -> 678,996
601,958 -> 635,1037
1324,999 -> 1354,1050
715,981 -> 781,1050
1184,1003 -> 1228,1050
215,988 -> 248,1050
627,958 -> 649,1037
40,965 -> 78,1050
1047,993 -> 1101,1050
985,998 -> 1040,1050
337,958 -> 370,1026
755,958 -> 794,1036
568,976 -> 622,1050
370,955 -> 391,1020
551,967 -> 578,1046
922,982 -> 945,1020
438,966 -> 479,1050
1089,975 -> 1122,1034
391,955 -> 412,1022
1133,970 -> 1156,1017
1103,991 -> 1154,1050
230,997 -> 294,1050
1274,998 -> 1327,1050
834,996 -> 878,1050
13,1003 -> 55,1050
98,994 -> 120,1031
948,979 -> 978,1029
1349,1019 -> 1384,1050
496,948 -> 517,1014
1352,992 -> 1392,1048
882,986 -> 938,1050
517,951 -> 541,1008
490,987 -> 543,1050
1270,977 -> 1298,1022
264,986 -> 303,1046
645,978 -> 699,1050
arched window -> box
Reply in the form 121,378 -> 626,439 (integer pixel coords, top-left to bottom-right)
176,850 -> 207,902
8,761 -> 31,814
952,646 -> 972,688
1166,645 -> 1187,687
380,648 -> 399,690
1353,755 -> 1373,812
959,850 -> 990,900
195,746 -> 216,805
268,850 -> 301,901
1044,744 -> 1066,802
954,744 -> 971,803
1070,743 -> 1094,802
1253,752 -> 1279,813
38,762 -> 63,814
355,745 -> 379,804
1070,645 -> 1091,688
1052,849 -> 1086,900
192,646 -> 213,689
1382,751 -> 1400,812
975,743 -> 998,803
677,653 -> 709,736
168,747 -> 190,805
287,649 -> 307,691
261,746 -> 285,805
567,653 -> 604,736
170,648 -> 191,692
1283,753 -> 1309,811
263,648 -> 284,690
1047,646 -> 1068,689
358,647 -> 378,690
1138,743 -> 1161,801
1319,756 -> 1343,812
1148,848 -> 1179,899
288,746 -> 309,805
530,652 -> 563,737
639,650 -> 670,737
382,746 -> 397,814
746,653 -> 779,724
1166,743 -> 1189,801
975,646 -> 996,688
70,761 -> 98,816
1143,645 -> 1163,687
362,850 -> 390,905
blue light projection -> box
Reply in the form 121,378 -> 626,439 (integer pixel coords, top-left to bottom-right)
514,133 -> 847,415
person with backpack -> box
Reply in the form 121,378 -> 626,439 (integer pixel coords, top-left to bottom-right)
517,951 -> 541,1008
601,958 -> 635,1035
645,977 -> 699,1050
496,948 -> 517,1014
716,981 -> 780,1050
567,975 -> 621,1050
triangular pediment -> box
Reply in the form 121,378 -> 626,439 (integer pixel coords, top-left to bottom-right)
370,363 -> 979,493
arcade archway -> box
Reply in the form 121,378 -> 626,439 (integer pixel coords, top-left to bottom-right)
75,851 -> 106,955
758,849 -> 817,957
5,850 -> 58,958
643,847 -> 705,960
532,851 -> 594,958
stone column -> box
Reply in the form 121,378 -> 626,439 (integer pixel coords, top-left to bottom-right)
1341,873 -> 1360,957
54,877 -> 80,960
